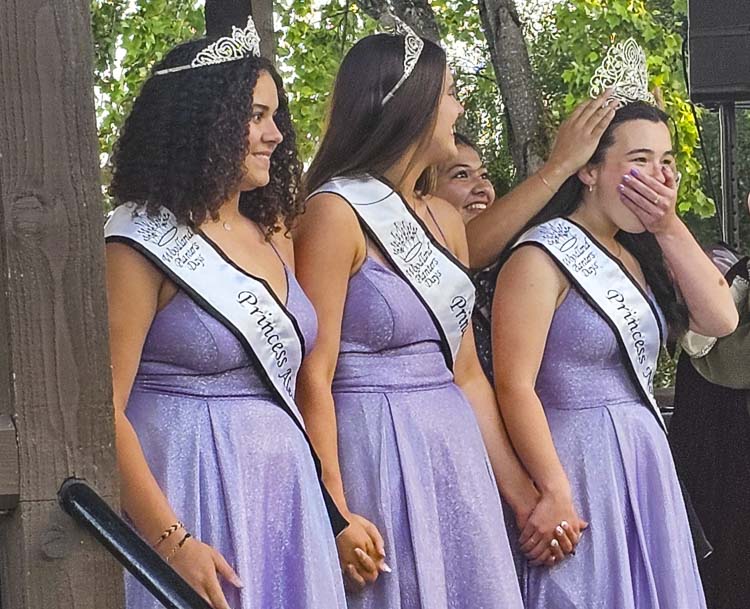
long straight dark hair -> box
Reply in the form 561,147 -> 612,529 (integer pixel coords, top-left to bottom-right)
524,101 -> 689,335
303,33 -> 446,197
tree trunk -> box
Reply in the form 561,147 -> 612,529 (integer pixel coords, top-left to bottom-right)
478,0 -> 547,178
354,0 -> 440,42
205,0 -> 275,61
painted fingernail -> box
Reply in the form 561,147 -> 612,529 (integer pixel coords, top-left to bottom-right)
622,174 -> 631,181
560,520 -> 570,529
550,538 -> 560,548
380,561 -> 392,573
555,526 -> 564,536
630,168 -> 639,176
617,184 -> 625,192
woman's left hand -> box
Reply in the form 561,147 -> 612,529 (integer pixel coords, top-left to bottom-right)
617,166 -> 680,234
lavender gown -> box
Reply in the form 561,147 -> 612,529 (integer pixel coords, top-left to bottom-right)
525,286 -> 707,609
333,255 -> 524,609
124,270 -> 346,609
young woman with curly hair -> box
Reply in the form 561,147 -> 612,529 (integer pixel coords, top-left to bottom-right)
105,22 -> 346,609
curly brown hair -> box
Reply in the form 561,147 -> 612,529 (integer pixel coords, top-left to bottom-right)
109,37 -> 302,236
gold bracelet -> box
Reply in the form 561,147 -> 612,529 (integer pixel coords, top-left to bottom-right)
165,531 -> 192,563
154,521 -> 184,547
537,172 -> 556,195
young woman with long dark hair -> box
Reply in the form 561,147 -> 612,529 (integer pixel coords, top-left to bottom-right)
492,99 -> 737,608
293,26 -> 577,609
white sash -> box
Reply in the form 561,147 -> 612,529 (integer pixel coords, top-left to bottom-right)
105,203 -> 350,535
105,203 -> 306,427
313,176 -> 475,370
516,218 -> 666,431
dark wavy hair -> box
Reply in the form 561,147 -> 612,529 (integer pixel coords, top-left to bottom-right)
109,37 -> 302,236
523,101 -> 689,335
303,33 -> 446,197
454,132 -> 479,153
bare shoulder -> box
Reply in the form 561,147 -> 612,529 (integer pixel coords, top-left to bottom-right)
270,228 -> 295,263
297,192 -> 362,236
426,194 -> 463,232
105,241 -> 163,288
294,192 -> 366,269
425,194 -> 466,253
498,243 -> 568,295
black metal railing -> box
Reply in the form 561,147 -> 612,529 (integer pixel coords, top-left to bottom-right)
58,478 -> 211,609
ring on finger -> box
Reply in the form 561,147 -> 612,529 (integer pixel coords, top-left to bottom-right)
652,195 -> 661,206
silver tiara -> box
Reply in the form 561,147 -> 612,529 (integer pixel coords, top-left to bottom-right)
153,15 -> 261,76
589,38 -> 655,105
381,17 -> 425,106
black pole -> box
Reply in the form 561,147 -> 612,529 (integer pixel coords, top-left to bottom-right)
719,102 -> 741,250
58,478 -> 211,609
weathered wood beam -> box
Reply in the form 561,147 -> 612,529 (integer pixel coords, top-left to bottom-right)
205,0 -> 275,62
0,416 -> 19,513
0,1 -> 124,607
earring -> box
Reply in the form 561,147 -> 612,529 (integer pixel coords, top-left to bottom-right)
588,184 -> 594,193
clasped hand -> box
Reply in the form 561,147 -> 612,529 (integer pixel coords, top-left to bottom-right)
518,491 -> 588,568
336,512 -> 390,590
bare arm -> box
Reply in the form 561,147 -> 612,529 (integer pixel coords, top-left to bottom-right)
657,221 -> 738,336
466,93 -> 617,269
491,245 -> 588,563
619,167 -> 738,337
107,243 -> 182,542
294,194 -> 364,514
107,243 -> 239,608
293,194 -> 386,586
432,199 -> 540,525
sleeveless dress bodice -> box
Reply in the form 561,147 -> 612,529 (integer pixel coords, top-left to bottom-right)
536,287 -> 644,409
135,271 -> 316,398
524,285 -> 706,609
332,254 -> 523,609
125,268 -> 346,609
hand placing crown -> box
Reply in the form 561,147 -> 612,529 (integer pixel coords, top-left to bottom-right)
153,15 -> 261,76
589,38 -> 656,105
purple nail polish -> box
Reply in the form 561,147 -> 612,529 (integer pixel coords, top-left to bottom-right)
630,168 -> 639,176
622,174 -> 631,181
617,184 -> 625,192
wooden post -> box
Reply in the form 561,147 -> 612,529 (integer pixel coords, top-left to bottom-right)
0,1 -> 124,608
206,0 -> 275,61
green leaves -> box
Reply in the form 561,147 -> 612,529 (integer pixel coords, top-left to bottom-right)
91,0 -> 718,218
529,0 -> 714,216
276,0 -> 377,161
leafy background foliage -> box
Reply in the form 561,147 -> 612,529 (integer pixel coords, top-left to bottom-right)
91,0 -> 750,385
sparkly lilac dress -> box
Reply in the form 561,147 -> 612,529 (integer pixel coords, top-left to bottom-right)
124,270 -> 346,609
525,286 -> 707,609
333,255 -> 524,609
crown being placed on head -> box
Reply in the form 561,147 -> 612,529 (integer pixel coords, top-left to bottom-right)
381,15 -> 425,106
153,15 -> 261,76
589,38 -> 655,105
